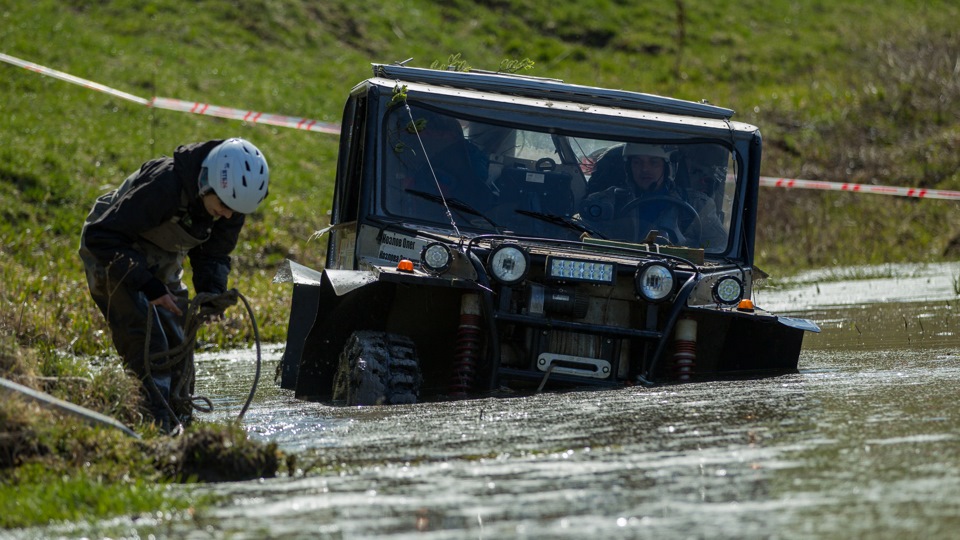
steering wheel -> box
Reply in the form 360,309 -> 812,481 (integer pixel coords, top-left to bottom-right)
535,157 -> 557,172
620,195 -> 702,246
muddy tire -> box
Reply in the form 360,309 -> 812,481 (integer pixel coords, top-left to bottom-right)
332,331 -> 422,406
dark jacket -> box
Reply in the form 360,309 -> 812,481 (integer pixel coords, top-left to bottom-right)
81,140 -> 244,300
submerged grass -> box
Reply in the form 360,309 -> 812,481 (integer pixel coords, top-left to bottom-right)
1,0 -> 959,531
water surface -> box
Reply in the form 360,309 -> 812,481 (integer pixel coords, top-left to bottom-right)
34,264 -> 960,538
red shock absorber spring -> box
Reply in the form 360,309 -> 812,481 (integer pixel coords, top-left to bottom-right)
450,294 -> 483,397
671,318 -> 697,382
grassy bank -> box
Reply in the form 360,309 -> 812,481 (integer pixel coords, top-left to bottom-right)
1,0 -> 958,530
0,337 -> 284,528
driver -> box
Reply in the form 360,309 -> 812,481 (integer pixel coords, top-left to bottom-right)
580,143 -> 693,244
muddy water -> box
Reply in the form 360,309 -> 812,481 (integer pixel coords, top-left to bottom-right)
49,264 -> 960,538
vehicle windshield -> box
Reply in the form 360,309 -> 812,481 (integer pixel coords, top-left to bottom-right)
380,103 -> 739,253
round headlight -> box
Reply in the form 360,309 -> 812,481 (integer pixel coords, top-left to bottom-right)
635,263 -> 675,303
421,242 -> 452,274
488,244 -> 529,285
712,276 -> 743,305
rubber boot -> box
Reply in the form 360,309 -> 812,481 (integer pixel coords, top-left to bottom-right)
147,373 -> 174,434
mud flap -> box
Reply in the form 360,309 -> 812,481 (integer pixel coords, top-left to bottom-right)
275,260 -> 391,399
279,281 -> 322,389
716,314 -> 815,373
777,316 -> 821,333
277,260 -> 326,390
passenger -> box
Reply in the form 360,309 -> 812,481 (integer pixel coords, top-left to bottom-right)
390,108 -> 493,220
580,143 -> 697,245
682,159 -> 729,249
78,138 -> 269,432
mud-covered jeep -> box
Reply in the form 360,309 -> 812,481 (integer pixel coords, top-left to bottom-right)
277,63 -> 819,405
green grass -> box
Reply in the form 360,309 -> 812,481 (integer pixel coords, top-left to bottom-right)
1,0 -> 959,529
0,465 -> 192,529
0,392 -> 277,530
0,396 -> 188,529
2,0 -> 959,354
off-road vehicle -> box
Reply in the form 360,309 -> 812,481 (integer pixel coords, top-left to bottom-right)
277,63 -> 819,405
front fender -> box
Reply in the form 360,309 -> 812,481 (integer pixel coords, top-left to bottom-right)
275,259 -> 377,295
276,260 -> 396,398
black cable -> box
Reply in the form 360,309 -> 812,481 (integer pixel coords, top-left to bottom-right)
143,288 -> 262,434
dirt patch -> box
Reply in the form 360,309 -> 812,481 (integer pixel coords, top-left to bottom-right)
153,423 -> 282,483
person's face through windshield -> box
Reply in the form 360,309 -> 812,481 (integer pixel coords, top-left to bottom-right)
628,155 -> 666,191
687,164 -> 722,196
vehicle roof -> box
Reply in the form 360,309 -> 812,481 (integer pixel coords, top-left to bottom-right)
372,63 -> 737,121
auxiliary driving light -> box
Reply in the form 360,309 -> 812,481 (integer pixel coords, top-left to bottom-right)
488,244 -> 529,285
546,256 -> 616,284
420,242 -> 452,274
635,262 -> 675,303
712,276 -> 744,305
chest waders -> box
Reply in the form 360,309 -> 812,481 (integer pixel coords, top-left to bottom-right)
79,171 -> 210,430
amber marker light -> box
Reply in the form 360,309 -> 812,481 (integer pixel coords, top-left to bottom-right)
397,259 -> 415,272
737,299 -> 755,312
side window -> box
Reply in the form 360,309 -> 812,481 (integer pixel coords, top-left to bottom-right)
327,95 -> 366,269
512,130 -> 561,162
720,151 -> 738,233
333,95 -> 367,224
568,137 -> 619,182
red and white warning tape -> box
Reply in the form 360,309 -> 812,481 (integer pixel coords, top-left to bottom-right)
759,176 -> 960,201
3,52 -> 957,200
149,97 -> 339,134
0,52 -> 339,134
0,52 -> 150,106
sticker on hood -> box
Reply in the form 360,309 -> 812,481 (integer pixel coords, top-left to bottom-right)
378,231 -> 423,264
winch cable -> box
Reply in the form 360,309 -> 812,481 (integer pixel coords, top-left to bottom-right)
143,288 -> 262,435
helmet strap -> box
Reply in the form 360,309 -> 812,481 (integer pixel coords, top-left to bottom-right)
198,167 -> 214,196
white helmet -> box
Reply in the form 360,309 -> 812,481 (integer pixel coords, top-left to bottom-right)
200,138 -> 269,214
623,143 -> 677,182
623,143 -> 672,161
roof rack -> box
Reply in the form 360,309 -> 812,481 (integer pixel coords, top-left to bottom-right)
372,63 -> 734,120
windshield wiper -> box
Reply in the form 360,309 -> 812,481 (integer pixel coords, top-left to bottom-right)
515,209 -> 608,239
405,189 -> 501,231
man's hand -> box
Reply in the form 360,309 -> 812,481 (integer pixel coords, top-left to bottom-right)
199,300 -> 227,324
150,293 -> 183,317
196,290 -> 238,324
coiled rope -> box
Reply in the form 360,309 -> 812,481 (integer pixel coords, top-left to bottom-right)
143,288 -> 261,435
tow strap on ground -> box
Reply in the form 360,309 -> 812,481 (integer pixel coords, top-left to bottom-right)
0,377 -> 140,439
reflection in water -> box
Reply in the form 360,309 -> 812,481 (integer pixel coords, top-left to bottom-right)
33,266 -> 960,538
